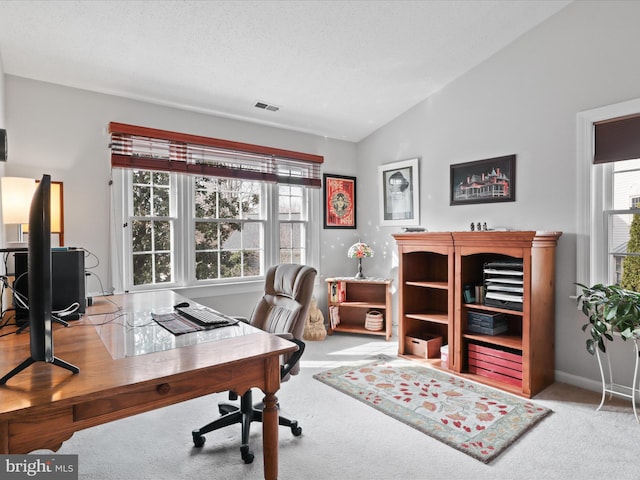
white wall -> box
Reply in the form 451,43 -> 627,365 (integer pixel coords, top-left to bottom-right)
357,0 -> 640,389
0,52 -> 5,128
3,76 -> 357,317
5,0 -> 640,390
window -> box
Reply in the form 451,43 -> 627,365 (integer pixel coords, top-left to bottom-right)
109,123 -> 322,293
607,159 -> 640,286
117,169 -> 316,291
131,171 -> 173,286
578,100 -> 640,291
194,176 -> 263,280
279,184 -> 307,264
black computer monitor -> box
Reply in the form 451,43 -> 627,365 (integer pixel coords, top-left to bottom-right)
28,173 -> 53,361
0,174 -> 79,384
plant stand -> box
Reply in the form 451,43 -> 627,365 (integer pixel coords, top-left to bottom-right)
595,336 -> 640,423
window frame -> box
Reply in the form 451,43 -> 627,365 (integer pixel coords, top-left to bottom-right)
128,170 -> 177,287
277,184 -> 309,264
110,169 -> 319,296
191,176 -> 267,283
577,98 -> 640,290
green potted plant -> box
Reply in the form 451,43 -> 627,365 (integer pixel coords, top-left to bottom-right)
576,283 -> 640,354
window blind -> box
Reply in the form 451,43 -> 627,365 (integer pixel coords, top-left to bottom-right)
594,114 -> 640,164
109,122 -> 324,187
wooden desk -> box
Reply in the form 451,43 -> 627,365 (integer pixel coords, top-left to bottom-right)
0,291 -> 297,480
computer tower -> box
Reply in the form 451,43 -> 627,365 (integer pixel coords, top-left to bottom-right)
14,249 -> 86,322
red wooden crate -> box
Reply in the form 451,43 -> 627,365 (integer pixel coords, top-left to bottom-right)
468,364 -> 522,387
468,356 -> 523,379
468,343 -> 522,364
468,343 -> 522,387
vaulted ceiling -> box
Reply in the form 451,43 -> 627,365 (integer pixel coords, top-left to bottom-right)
0,1 -> 571,142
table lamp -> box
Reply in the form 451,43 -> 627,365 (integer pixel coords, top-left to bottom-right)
22,180 -> 64,246
347,242 -> 374,279
1,177 -> 36,247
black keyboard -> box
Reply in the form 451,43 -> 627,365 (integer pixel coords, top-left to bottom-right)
175,306 -> 237,326
151,312 -> 202,335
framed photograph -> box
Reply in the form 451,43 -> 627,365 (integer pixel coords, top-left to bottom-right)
450,154 -> 516,206
323,173 -> 356,229
378,158 -> 420,227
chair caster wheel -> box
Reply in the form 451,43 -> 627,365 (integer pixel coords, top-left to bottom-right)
192,431 -> 206,448
291,422 -> 302,436
241,446 -> 254,464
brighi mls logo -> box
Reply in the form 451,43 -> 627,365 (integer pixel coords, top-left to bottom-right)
0,455 -> 78,479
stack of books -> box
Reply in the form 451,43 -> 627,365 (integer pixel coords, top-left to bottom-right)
467,311 -> 508,335
328,281 -> 347,303
329,306 -> 340,329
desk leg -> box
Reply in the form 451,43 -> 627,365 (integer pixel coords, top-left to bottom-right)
262,356 -> 281,480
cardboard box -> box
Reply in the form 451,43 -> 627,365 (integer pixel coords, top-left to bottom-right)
405,334 -> 442,358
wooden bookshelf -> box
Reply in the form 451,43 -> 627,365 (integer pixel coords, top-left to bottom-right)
393,231 -> 562,398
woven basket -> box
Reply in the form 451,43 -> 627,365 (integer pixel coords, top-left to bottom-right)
365,310 -> 384,331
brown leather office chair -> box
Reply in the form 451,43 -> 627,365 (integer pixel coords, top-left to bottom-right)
192,263 -> 317,463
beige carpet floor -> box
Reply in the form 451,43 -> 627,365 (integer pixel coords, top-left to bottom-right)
36,333 -> 640,479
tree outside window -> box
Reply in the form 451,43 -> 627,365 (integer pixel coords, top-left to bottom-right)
279,185 -> 306,264
610,160 -> 640,290
194,177 -> 263,280
125,170 -> 310,290
131,171 -> 172,286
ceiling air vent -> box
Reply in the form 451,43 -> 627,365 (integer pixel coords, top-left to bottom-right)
254,101 -> 280,112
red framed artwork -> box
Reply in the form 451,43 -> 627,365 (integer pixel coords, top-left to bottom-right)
323,174 -> 356,229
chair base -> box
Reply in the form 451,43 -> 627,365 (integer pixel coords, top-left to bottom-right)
192,389 -> 302,464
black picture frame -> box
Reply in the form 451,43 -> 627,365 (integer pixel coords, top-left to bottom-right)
378,158 -> 420,227
323,173 -> 356,229
450,154 -> 516,206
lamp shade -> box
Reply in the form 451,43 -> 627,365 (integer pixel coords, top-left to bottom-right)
347,242 -> 374,258
1,177 -> 36,224
22,180 -> 64,235
49,181 -> 63,234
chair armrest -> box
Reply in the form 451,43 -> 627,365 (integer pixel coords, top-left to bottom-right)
279,337 -> 305,380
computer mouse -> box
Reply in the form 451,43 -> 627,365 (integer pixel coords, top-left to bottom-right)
174,302 -> 190,309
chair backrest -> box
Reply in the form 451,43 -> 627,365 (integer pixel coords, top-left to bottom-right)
250,264 -> 317,337
249,264 -> 317,377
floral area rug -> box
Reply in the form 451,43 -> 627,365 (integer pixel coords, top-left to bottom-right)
313,355 -> 551,463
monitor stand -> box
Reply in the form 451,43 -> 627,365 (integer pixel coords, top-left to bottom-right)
0,356 -> 79,385
2,316 -> 80,384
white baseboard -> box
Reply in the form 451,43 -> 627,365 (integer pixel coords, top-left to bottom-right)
554,370 -> 602,393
